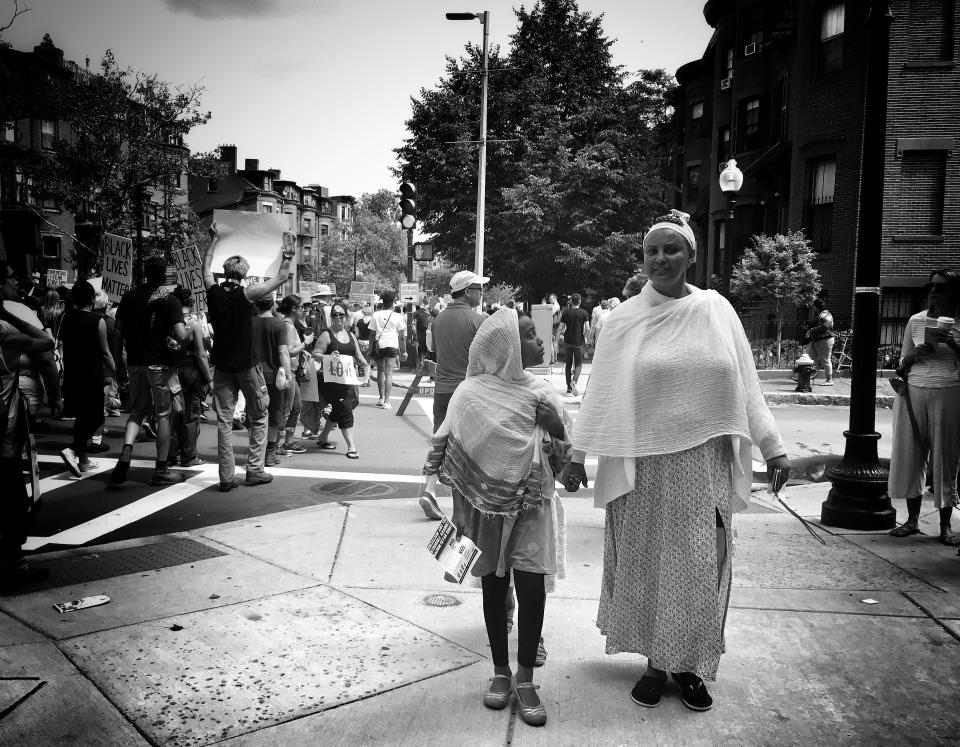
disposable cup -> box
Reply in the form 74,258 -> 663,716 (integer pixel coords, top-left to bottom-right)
938,316 -> 954,329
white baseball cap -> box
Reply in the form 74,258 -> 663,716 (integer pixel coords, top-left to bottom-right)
449,270 -> 490,293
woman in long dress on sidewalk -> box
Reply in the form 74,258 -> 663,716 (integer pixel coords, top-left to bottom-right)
422,308 -> 568,727
562,210 -> 790,712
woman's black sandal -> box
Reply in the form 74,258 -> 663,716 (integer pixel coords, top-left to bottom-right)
671,672 -> 713,711
630,674 -> 667,708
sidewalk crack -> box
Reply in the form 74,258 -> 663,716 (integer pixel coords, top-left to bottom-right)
902,592 -> 960,643
327,502 -> 350,583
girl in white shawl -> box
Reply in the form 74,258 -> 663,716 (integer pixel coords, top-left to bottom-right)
562,210 -> 790,712
422,308 -> 569,728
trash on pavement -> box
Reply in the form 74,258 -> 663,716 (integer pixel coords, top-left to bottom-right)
53,594 -> 110,613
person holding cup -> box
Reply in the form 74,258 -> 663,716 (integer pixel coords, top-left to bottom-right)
888,269 -> 960,546
561,210 -> 789,712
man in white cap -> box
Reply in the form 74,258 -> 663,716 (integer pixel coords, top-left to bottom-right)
420,269 -> 487,519
309,284 -> 334,332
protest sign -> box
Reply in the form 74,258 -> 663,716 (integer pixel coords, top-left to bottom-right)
100,233 -> 133,303
45,269 -> 68,288
350,280 -> 375,306
399,283 -> 420,304
170,246 -> 207,314
211,210 -> 292,279
299,280 -> 320,298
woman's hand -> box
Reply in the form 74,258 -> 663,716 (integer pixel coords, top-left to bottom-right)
535,401 -> 564,439
766,454 -> 791,493
560,461 -> 588,492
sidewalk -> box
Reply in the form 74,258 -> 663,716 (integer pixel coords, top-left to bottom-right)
3,369 -> 956,746
4,490 -> 960,743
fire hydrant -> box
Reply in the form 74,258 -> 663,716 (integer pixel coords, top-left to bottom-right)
794,352 -> 816,393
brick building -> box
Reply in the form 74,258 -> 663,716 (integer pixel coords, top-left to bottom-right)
0,35 -> 189,284
188,145 -> 354,297
672,0 -> 959,344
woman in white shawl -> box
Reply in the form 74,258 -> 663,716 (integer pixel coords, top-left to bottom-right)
562,210 -> 790,712
422,308 -> 569,728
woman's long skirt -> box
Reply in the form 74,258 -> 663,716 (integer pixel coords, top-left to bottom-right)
597,436 -> 734,681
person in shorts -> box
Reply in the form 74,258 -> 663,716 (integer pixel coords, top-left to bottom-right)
370,290 -> 406,410
110,256 -> 189,486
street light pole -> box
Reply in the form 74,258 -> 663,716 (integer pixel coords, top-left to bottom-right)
446,10 -> 489,278
820,0 -> 896,530
718,159 -> 743,296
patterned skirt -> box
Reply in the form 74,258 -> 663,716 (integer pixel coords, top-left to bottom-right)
597,436 -> 734,681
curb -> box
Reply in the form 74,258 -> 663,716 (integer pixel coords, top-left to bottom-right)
764,392 -> 895,408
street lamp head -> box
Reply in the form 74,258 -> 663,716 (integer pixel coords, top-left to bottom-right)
719,159 -> 744,194
446,12 -> 480,20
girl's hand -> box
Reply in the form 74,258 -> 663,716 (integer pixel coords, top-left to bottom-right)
560,461 -> 588,492
535,401 -> 564,439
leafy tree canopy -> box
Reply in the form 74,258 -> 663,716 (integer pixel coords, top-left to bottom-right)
395,0 -> 674,302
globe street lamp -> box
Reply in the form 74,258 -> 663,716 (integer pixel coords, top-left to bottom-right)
718,159 -> 743,292
446,10 -> 489,278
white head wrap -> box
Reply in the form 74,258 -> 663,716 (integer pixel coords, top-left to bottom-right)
642,209 -> 697,260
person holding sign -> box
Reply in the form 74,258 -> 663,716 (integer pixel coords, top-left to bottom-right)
203,223 -> 294,492
422,308 -> 569,727
312,302 -> 363,459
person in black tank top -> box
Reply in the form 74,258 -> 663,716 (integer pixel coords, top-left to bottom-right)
59,280 -> 116,476
313,302 -> 363,458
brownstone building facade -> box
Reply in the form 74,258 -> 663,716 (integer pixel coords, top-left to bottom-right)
673,0 -> 958,344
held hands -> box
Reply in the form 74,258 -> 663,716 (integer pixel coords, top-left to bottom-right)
766,455 -> 791,492
208,222 -> 219,242
535,401 -> 564,439
560,461 -> 588,492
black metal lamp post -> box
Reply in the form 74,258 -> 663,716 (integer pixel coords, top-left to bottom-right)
718,159 -> 743,294
820,1 -> 896,530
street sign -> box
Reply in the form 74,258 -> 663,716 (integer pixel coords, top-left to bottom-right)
399,282 -> 420,303
350,280 -> 376,305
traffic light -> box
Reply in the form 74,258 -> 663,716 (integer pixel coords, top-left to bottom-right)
399,182 -> 416,230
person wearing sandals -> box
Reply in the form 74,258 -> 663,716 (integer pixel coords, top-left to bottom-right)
888,269 -> 960,548
806,298 -> 835,386
370,291 -> 406,409
313,302 -> 363,459
422,308 -> 568,727
562,210 -> 790,712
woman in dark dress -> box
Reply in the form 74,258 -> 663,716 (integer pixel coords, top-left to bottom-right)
313,302 -> 364,458
59,280 -> 115,476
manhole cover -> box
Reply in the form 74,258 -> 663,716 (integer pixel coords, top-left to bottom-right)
423,594 -> 461,607
310,480 -> 397,498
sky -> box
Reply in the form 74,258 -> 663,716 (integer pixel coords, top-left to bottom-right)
4,0 -> 714,198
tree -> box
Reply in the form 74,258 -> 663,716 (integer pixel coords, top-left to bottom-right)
318,189 -> 408,296
730,230 -> 822,366
395,0 -> 674,301
33,49 -> 216,265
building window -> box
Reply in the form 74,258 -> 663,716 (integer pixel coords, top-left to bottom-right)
773,76 -> 789,141
303,217 -> 311,232
262,203 -> 273,214
908,0 -> 955,62
740,4 -> 764,57
691,101 -> 704,122
736,97 -> 762,152
724,48 -> 734,80
685,165 -> 701,203
207,178 -> 218,193
880,287 -> 928,345
42,235 -> 61,260
718,127 -> 731,167
321,200 -> 332,214
805,157 -> 836,253
40,119 -> 57,150
3,122 -> 14,143
899,151 -> 946,235
818,2 -> 845,75
320,224 -> 329,237
339,205 -> 349,221
263,177 -> 272,191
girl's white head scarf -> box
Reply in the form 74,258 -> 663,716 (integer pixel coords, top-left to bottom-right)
466,307 -> 536,385
643,209 -> 697,261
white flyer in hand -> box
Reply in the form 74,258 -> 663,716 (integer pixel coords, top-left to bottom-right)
321,354 -> 361,385
427,515 -> 481,584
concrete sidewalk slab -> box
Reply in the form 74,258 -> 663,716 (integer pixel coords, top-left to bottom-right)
59,585 -> 481,745
0,641 -> 147,745
219,662 -> 511,747
0,549 -> 318,640
729,588 -> 927,617
0,611 -> 44,647
195,503 -> 350,582
734,514 -> 936,592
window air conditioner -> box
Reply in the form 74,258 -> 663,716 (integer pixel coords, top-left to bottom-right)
744,43 -> 758,56
720,77 -> 732,90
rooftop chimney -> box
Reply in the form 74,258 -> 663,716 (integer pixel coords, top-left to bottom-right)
244,158 -> 259,171
220,144 -> 237,175
33,34 -> 64,66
